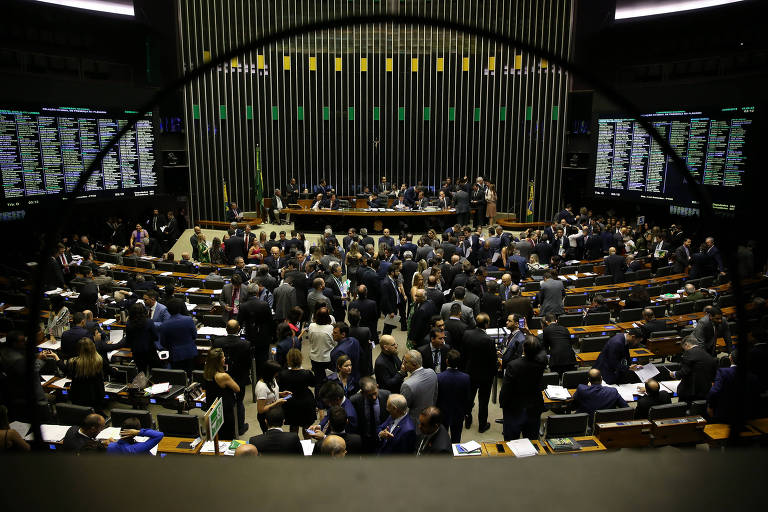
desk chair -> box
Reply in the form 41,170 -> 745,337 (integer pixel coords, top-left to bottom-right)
524,281 -> 541,292
577,264 -> 594,273
545,413 -> 589,438
595,275 -> 614,286
584,312 -> 610,325
717,294 -> 735,308
96,252 -> 119,264
661,282 -> 681,294
188,294 -> 213,305
687,400 -> 707,416
203,280 -> 225,290
635,269 -> 652,280
56,404 -> 94,426
649,304 -> 667,318
647,286 -> 662,298
155,275 -> 178,286
122,257 -> 138,267
202,314 -> 227,327
541,372 -> 561,387
191,370 -> 205,384
560,266 -> 578,274
671,301 -> 694,315
219,267 -> 235,277
594,407 -> 635,425
562,370 -> 590,389
181,277 -> 204,288
157,413 -> 201,438
135,260 -> 154,269
155,261 -> 175,272
574,277 -> 595,287
619,308 -> 644,323
623,272 -> 636,283
197,265 -> 215,275
111,364 -> 139,381
655,266 -> 673,277
558,314 -> 583,327
648,403 -> 688,421
694,298 -> 714,312
564,294 -> 588,307
699,276 -> 715,288
660,362 -> 680,377
580,336 -> 609,353
649,330 -> 678,340
110,408 -> 153,429
150,368 -> 188,387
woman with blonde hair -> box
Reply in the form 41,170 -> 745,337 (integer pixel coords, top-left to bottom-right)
197,232 -> 210,263
485,183 -> 497,226
203,347 -> 241,439
49,338 -> 106,411
410,272 -> 425,302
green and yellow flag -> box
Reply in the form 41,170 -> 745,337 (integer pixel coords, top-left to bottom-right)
222,179 -> 229,217
526,180 -> 535,222
254,146 -> 264,210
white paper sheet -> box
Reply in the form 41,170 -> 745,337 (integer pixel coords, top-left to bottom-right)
198,327 -> 228,336
51,377 -> 71,388
108,330 -> 124,344
186,287 -> 199,293
38,340 -> 61,350
632,363 -> 660,383
459,440 -> 482,452
383,314 -> 401,327
40,424 -> 71,442
507,438 -> 538,458
96,427 -> 122,440
660,380 -> 680,394
199,440 -> 230,453
144,382 -> 171,394
101,319 -> 116,325
545,385 -> 572,400
300,439 -> 315,456
10,421 -> 32,440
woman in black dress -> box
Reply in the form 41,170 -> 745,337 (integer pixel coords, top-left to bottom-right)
124,302 -> 159,375
277,348 -> 316,437
53,338 -> 106,412
203,348 -> 240,440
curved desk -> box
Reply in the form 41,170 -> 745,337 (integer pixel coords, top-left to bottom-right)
288,207 -> 456,232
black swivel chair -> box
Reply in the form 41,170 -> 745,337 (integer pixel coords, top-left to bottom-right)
648,403 -> 689,421
541,372 -> 561,387
56,404 -> 94,426
156,413 -> 201,438
671,301 -> 695,315
150,368 -> 188,386
562,370 -> 590,389
545,413 -> 589,438
594,407 -> 635,425
619,308 -> 644,322
110,408 -> 154,429
584,312 -> 611,325
558,314 -> 584,327
580,336 -> 609,353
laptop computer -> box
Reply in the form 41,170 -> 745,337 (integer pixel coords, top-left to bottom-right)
104,369 -> 128,394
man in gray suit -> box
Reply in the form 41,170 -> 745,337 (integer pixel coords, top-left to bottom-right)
463,283 -> 481,316
307,277 -> 333,317
221,274 -> 249,320
272,276 -> 297,322
400,350 -> 438,425
454,187 -> 470,226
692,306 -> 731,355
536,270 -> 564,316
440,286 -> 476,328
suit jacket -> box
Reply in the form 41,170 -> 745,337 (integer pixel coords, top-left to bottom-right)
374,352 -> 405,393
408,301 -> 438,344
61,326 -> 94,359
640,319 -> 670,340
150,302 -> 170,325
75,281 -> 99,313
692,315 -> 732,355
224,236 -> 247,264
284,270 -> 309,309
593,334 -> 630,385
462,328 -> 497,382
416,425 -> 452,455
379,276 -> 401,316
480,292 -> 503,327
212,334 -> 251,388
401,367 -> 439,424
377,413 -> 417,454
436,368 -> 472,424
677,346 -> 717,402
237,297 -> 274,347
314,431 -> 363,455
158,314 -> 198,362
534,242 -> 554,266
359,267 -> 381,305
573,383 -> 628,417
348,298 -> 378,339
605,254 -> 626,284
424,287 -> 445,311
504,296 -> 534,322
273,283 -> 297,320
454,189 -> 470,213
440,300 -> 475,328
221,283 -> 249,319
444,319 -> 467,359
542,324 -> 577,368
248,428 -> 303,455
635,390 -> 671,420
350,389 -> 391,439
418,343 -> 450,373
499,354 -> 547,411
537,278 -> 565,316
189,234 -> 200,260
672,244 -> 691,273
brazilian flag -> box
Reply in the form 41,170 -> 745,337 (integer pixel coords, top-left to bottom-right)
254,145 -> 264,211
222,179 -> 229,217
526,180 -> 535,222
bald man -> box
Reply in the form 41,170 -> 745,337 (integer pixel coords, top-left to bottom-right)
374,335 -> 406,393
572,369 -> 628,419
234,444 -> 259,457
320,435 -> 347,458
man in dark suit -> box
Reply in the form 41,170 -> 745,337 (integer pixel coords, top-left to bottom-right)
470,183 -> 486,227
454,187 -> 470,226
358,228 -> 374,251
415,406 -> 451,455
541,313 -> 577,375
311,406 -> 363,455
706,350 -> 759,422
424,276 -> 445,311
374,335 -> 406,393
157,299 -> 198,372
436,350 -> 472,442
349,285 -> 379,345
692,306 -> 731,355
704,236 -> 725,277
221,274 -> 248,321
61,312 -> 97,359
351,377 -> 391,453
379,266 -> 402,336
164,211 -> 180,245
330,323 -> 362,384
503,284 -> 534,322
593,329 -> 644,385
224,230 -> 247,265
61,413 -> 107,453
462,313 -> 496,433
359,261 -> 381,306
408,290 -> 438,349
670,336 -> 717,403
635,379 -> 671,419
572,368 -> 628,418
348,310 -> 373,378
671,238 -> 692,274
604,246 -> 626,284
248,407 -> 302,455
189,226 -> 202,261
444,305 -> 468,364
639,308 -> 670,341
264,246 -> 285,279
377,393 -> 418,454
480,281 -> 504,328
74,267 -> 99,314
213,320 -> 251,434
237,284 -> 274,377
226,202 -> 243,222
500,336 -> 547,440
418,328 -> 450,374
325,263 -> 347,323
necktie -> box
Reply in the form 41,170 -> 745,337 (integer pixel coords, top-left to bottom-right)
433,349 -> 440,370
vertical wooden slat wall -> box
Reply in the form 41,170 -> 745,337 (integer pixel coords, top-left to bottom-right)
178,0 -> 572,223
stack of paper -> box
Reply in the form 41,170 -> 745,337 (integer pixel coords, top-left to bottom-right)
185,303 -> 197,311
198,327 -> 228,336
4,306 -> 25,312
108,330 -> 124,344
144,382 -> 172,395
10,421 -> 32,440
507,438 -> 538,458
40,374 -> 55,383
45,288 -> 63,296
452,440 -> 483,456
51,377 -> 71,388
211,289 -> 223,295
199,440 -> 230,454
186,287 -> 199,293
38,340 -> 61,350
159,271 -> 173,276
545,385 -> 572,400
40,424 -> 71,443
660,380 -> 680,394
96,427 -> 122,441
102,319 -> 116,326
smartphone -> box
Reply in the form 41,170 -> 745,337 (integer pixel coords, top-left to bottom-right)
518,319 -> 525,329
495,443 -> 505,453
305,429 -> 317,435
283,394 -> 292,400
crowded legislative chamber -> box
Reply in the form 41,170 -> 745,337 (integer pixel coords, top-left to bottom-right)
2,0 -> 768,509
